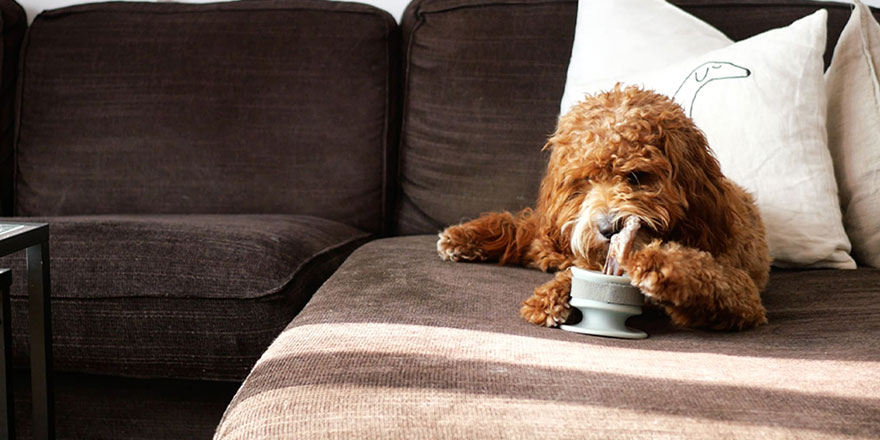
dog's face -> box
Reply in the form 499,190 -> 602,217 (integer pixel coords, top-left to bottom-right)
540,86 -> 730,261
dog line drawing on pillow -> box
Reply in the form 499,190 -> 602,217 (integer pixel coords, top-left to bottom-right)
437,85 -> 771,331
673,61 -> 751,116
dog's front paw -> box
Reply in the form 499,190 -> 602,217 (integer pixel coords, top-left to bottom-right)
520,287 -> 571,328
626,241 -> 692,306
437,226 -> 487,262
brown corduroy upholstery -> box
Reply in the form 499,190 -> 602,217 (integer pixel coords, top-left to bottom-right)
0,215 -> 370,380
215,236 -> 880,439
14,0 -> 396,234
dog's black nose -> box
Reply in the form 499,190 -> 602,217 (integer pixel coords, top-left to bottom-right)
598,218 -> 617,239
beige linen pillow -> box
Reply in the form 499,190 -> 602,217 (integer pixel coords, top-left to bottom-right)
825,0 -> 880,268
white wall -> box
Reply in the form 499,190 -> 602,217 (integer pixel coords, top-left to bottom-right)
350,0 -> 408,21
14,0 -> 880,25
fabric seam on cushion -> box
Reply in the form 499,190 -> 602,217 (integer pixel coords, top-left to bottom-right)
220,231 -> 372,301
395,5 -> 426,234
6,229 -> 373,301
415,0 -> 572,16
399,189 -> 445,234
380,10 -> 396,237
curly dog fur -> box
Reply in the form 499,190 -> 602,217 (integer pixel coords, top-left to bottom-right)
437,85 -> 770,331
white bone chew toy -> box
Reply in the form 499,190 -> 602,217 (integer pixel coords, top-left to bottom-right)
604,216 -> 641,276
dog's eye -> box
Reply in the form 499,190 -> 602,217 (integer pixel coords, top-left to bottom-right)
627,171 -> 650,186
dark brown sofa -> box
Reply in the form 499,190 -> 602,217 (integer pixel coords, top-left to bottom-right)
0,0 -> 877,439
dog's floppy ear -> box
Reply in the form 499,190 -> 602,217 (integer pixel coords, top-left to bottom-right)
663,124 -> 723,185
662,125 -> 733,253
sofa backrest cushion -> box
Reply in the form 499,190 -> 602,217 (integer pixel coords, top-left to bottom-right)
394,0 -> 875,235
15,0 -> 398,234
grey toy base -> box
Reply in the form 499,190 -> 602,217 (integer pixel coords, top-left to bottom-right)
559,298 -> 648,339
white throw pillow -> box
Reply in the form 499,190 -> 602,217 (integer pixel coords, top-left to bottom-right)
825,0 -> 880,268
560,0 -> 856,269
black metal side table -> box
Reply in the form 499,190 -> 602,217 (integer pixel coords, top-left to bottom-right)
0,223 -> 54,440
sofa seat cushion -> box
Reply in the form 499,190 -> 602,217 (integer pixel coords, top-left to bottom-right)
216,235 -> 880,439
1,215 -> 370,380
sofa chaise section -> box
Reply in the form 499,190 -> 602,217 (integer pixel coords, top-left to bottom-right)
215,235 -> 880,439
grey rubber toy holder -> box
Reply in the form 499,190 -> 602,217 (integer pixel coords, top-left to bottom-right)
559,267 -> 648,339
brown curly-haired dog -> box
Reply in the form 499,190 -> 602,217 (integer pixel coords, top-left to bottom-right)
437,85 -> 770,331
